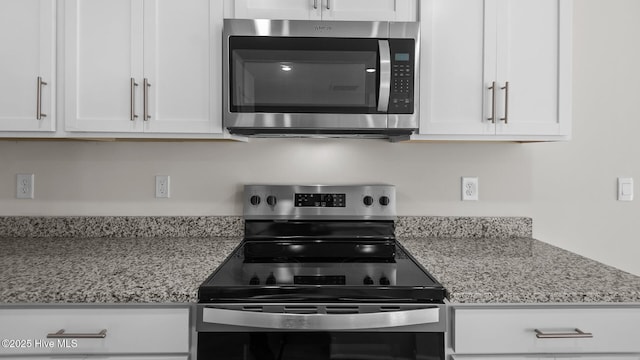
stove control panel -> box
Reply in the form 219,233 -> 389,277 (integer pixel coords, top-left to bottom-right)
295,193 -> 345,208
244,185 -> 396,220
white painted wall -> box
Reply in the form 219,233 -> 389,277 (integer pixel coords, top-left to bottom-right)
1,0 -> 640,275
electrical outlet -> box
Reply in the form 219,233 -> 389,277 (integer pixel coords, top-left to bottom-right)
155,175 -> 170,198
462,177 -> 479,201
17,174 -> 35,199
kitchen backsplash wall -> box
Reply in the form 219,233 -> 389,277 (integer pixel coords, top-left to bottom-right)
1,0 -> 640,277
0,216 -> 531,239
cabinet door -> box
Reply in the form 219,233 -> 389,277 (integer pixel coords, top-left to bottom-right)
418,0 -> 492,135
0,0 -> 55,132
65,0 -> 144,132
0,308 -> 189,355
143,0 -> 221,133
322,0 -> 415,21
231,0 -> 321,20
494,0 -> 571,136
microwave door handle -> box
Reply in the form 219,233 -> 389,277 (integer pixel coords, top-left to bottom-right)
377,40 -> 391,112
203,307 -> 439,330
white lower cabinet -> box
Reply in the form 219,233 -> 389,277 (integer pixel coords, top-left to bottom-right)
450,305 -> 640,359
0,307 -> 190,356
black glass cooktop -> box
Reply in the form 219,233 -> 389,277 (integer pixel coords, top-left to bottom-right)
198,240 -> 447,304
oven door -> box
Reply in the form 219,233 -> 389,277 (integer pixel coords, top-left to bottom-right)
198,332 -> 443,360
223,19 -> 417,132
197,304 -> 445,360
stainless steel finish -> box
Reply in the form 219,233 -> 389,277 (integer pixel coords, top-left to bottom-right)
394,0 -> 397,11
36,77 -> 47,120
377,40 -> 391,112
199,304 -> 444,332
487,81 -> 497,124
326,0 -> 330,10
224,19 -> 391,38
313,0 -> 318,9
534,328 -> 593,339
47,329 -> 107,339
244,184 -> 396,221
500,81 -> 509,124
143,78 -> 150,121
227,114 -> 389,129
222,20 -> 419,136
130,78 -> 138,121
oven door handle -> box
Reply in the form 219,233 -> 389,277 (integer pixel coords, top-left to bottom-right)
377,40 -> 391,113
202,307 -> 439,330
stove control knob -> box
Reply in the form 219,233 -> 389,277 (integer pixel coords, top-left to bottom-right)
379,276 -> 390,286
250,195 -> 261,206
266,195 -> 277,206
363,196 -> 374,206
249,275 -> 260,285
379,196 -> 390,206
363,276 -> 374,285
266,273 -> 277,285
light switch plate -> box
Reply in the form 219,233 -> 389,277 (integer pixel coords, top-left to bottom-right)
618,177 -> 633,201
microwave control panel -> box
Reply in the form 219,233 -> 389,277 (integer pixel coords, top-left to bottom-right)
388,39 -> 415,114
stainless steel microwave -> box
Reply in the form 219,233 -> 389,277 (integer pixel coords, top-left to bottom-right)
223,19 -> 419,141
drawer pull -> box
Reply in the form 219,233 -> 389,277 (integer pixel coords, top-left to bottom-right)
47,329 -> 107,339
534,328 -> 593,339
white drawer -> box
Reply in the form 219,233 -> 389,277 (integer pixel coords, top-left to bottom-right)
453,306 -> 640,354
0,307 -> 189,355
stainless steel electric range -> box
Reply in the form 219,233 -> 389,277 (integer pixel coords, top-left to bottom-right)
197,185 -> 448,360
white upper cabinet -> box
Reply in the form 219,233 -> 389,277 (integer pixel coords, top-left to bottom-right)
419,0 -> 487,136
142,0 -> 220,133
64,0 -> 143,133
227,0 -> 416,21
418,0 -> 572,140
65,0 -> 222,134
0,0 -> 56,132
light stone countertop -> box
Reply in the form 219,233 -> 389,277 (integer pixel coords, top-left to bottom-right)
2,236 -> 640,304
399,237 -> 640,303
0,237 -> 241,303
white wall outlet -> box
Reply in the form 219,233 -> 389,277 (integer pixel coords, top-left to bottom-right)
155,175 -> 170,198
17,174 -> 35,199
462,177 -> 479,201
618,177 -> 633,201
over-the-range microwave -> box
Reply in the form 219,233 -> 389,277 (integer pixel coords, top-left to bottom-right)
223,19 -> 419,141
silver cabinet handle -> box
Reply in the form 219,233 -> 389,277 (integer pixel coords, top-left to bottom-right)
487,81 -> 497,124
313,0 -> 318,9
36,76 -> 47,120
47,329 -> 107,339
143,78 -> 151,121
203,307 -> 439,330
534,328 -> 593,339
377,40 -> 391,112
500,81 -> 509,124
130,78 -> 139,121
326,0 -> 330,10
